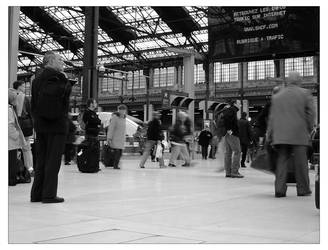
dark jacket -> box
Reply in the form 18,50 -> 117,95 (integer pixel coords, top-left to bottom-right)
198,130 -> 213,146
66,120 -> 77,144
147,118 -> 164,141
253,102 -> 271,138
238,118 -> 252,145
31,67 -> 71,134
222,105 -> 239,137
83,108 -> 101,136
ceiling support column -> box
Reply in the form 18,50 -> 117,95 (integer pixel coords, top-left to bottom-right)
8,6 -> 20,87
82,7 -> 99,105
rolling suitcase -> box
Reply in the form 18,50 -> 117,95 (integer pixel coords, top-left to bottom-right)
77,139 -> 100,173
102,144 -> 115,167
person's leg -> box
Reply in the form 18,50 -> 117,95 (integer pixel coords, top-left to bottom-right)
293,145 -> 312,195
22,137 -> 33,171
275,145 -> 290,196
42,134 -> 66,199
169,144 -> 180,166
201,145 -> 206,159
180,144 -> 191,165
8,149 -> 18,185
139,140 -> 156,168
241,143 -> 247,167
112,148 -> 123,169
31,133 -> 47,201
115,149 -> 123,169
230,136 -> 242,175
64,144 -> 71,164
224,135 -> 233,176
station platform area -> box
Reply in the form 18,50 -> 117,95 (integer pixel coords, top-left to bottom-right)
9,155 -> 319,244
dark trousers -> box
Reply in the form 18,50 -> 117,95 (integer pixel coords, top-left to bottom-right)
31,133 -> 66,200
275,145 -> 311,195
209,145 -> 217,159
9,150 -> 18,185
64,143 -> 74,163
240,143 -> 248,167
201,144 -> 209,159
113,149 -> 123,168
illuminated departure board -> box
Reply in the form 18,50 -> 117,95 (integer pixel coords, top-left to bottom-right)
208,7 -> 319,62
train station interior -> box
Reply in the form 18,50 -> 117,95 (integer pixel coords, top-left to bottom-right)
6,5 -> 321,245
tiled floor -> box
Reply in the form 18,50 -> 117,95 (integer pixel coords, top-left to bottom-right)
9,150 -> 319,244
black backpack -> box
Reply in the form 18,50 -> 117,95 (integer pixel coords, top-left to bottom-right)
36,74 -> 69,120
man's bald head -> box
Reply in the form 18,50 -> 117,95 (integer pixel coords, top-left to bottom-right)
43,51 -> 64,72
287,71 -> 301,85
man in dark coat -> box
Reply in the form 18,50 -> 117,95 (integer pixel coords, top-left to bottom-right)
267,71 -> 315,198
198,125 -> 213,160
223,100 -> 243,178
30,52 -> 72,203
238,112 -> 253,168
139,111 -> 165,168
83,99 -> 101,139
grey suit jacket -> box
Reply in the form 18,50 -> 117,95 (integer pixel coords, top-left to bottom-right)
267,84 -> 315,146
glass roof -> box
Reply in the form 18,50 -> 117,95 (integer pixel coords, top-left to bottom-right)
18,6 -> 209,73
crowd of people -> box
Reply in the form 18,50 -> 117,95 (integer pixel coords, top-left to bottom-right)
8,51 -> 318,203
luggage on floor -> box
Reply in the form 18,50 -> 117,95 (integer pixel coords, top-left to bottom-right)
77,139 -> 100,173
250,145 -> 276,174
101,144 -> 115,167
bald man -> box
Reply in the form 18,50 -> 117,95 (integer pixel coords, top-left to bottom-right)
267,71 -> 315,198
30,52 -> 71,203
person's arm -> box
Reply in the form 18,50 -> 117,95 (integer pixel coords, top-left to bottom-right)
266,102 -> 274,145
305,91 -> 315,133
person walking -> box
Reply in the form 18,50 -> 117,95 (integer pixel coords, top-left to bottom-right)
168,112 -> 191,167
238,112 -> 253,168
223,100 -> 244,178
12,81 -> 34,175
64,116 -> 77,165
267,71 -> 315,198
30,51 -> 72,203
198,125 -> 213,160
107,105 -> 127,169
139,111 -> 166,168
8,89 -> 27,186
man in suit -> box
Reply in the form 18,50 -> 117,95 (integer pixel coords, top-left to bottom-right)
267,71 -> 315,198
238,112 -> 252,168
30,51 -> 72,203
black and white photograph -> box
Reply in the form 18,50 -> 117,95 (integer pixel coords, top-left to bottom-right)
3,0 -> 325,247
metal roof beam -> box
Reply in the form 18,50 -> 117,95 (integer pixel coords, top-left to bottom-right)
20,7 -> 84,56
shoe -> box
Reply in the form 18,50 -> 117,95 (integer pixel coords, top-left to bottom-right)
31,198 -> 42,202
231,173 -> 244,178
275,193 -> 286,198
225,174 -> 232,178
65,162 -> 71,165
241,165 -> 247,168
140,166 -> 145,168
297,191 -> 312,197
168,163 -> 176,167
42,197 -> 65,203
182,163 -> 190,167
114,167 -> 121,170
